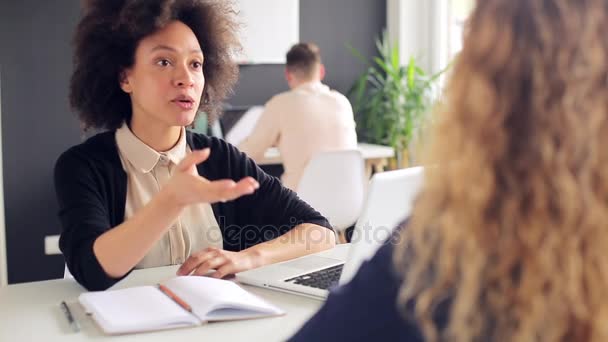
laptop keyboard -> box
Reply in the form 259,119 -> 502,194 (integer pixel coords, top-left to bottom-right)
284,264 -> 344,290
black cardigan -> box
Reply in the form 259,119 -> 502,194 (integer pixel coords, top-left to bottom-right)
54,131 -> 331,290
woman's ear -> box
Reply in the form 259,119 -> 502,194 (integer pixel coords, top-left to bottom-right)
119,70 -> 132,93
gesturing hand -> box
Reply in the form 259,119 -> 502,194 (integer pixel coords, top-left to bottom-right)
164,148 -> 259,206
176,247 -> 260,279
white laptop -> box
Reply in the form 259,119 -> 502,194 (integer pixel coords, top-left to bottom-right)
235,167 -> 425,300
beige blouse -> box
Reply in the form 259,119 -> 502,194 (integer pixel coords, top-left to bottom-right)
115,123 -> 223,269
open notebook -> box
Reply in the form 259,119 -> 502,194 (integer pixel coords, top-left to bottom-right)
79,276 -> 285,335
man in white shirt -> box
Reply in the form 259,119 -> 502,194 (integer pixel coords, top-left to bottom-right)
238,43 -> 357,191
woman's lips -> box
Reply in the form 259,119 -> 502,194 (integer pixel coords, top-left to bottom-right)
172,100 -> 195,110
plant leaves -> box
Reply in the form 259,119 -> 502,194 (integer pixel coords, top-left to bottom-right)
345,29 -> 449,151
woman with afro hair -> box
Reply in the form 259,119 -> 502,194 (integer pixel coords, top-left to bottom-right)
55,0 -> 335,291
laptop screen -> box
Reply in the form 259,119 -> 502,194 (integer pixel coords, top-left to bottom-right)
339,167 -> 425,284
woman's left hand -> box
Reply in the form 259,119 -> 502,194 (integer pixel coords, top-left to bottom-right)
176,247 -> 261,279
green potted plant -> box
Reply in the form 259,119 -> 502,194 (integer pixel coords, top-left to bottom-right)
348,31 -> 445,167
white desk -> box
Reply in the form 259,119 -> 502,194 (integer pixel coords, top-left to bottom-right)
259,143 -> 395,177
0,244 -> 350,341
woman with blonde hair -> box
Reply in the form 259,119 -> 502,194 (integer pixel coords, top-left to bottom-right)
291,0 -> 608,340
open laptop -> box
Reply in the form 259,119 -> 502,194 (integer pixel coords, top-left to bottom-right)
235,167 -> 425,300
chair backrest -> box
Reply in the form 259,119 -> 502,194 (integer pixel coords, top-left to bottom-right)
296,150 -> 366,232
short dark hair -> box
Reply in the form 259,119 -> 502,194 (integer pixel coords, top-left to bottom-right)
70,0 -> 241,130
285,43 -> 322,77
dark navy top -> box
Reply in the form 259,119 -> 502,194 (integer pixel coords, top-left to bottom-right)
289,225 -> 431,341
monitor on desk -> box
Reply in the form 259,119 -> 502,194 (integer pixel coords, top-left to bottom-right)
220,106 -> 252,135
190,106 -> 259,140
222,106 -> 265,146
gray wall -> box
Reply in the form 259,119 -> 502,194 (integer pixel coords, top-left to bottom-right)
230,0 -> 386,106
0,0 -> 386,284
0,1 -> 83,284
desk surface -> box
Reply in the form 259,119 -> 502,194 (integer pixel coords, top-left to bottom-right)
259,143 -> 395,165
0,245 -> 349,342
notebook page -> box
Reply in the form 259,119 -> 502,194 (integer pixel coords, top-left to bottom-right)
79,286 -> 199,334
204,307 -> 282,321
163,276 -> 284,321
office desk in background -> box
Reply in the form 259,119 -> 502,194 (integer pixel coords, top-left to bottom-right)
220,106 -> 395,177
0,244 -> 350,342
260,143 -> 395,177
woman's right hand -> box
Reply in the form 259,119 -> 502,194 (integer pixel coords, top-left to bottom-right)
162,148 -> 259,207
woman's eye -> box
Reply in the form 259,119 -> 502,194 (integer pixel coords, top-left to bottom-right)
192,61 -> 202,69
157,59 -> 171,67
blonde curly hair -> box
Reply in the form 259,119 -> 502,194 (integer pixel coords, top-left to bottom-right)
395,0 -> 608,340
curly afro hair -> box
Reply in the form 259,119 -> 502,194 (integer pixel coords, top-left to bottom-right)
70,0 -> 241,130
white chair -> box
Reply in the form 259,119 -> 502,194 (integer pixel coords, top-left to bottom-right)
296,150 -> 367,234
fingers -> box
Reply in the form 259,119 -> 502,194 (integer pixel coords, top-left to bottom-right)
205,177 -> 260,203
192,255 -> 227,276
211,263 -> 236,279
177,248 -> 250,279
237,177 -> 260,190
176,249 -> 217,276
223,177 -> 260,200
176,149 -> 210,173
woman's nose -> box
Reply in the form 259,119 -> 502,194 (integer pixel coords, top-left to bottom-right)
173,65 -> 195,87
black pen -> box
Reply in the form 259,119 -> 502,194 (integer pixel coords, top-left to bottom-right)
60,301 -> 80,333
